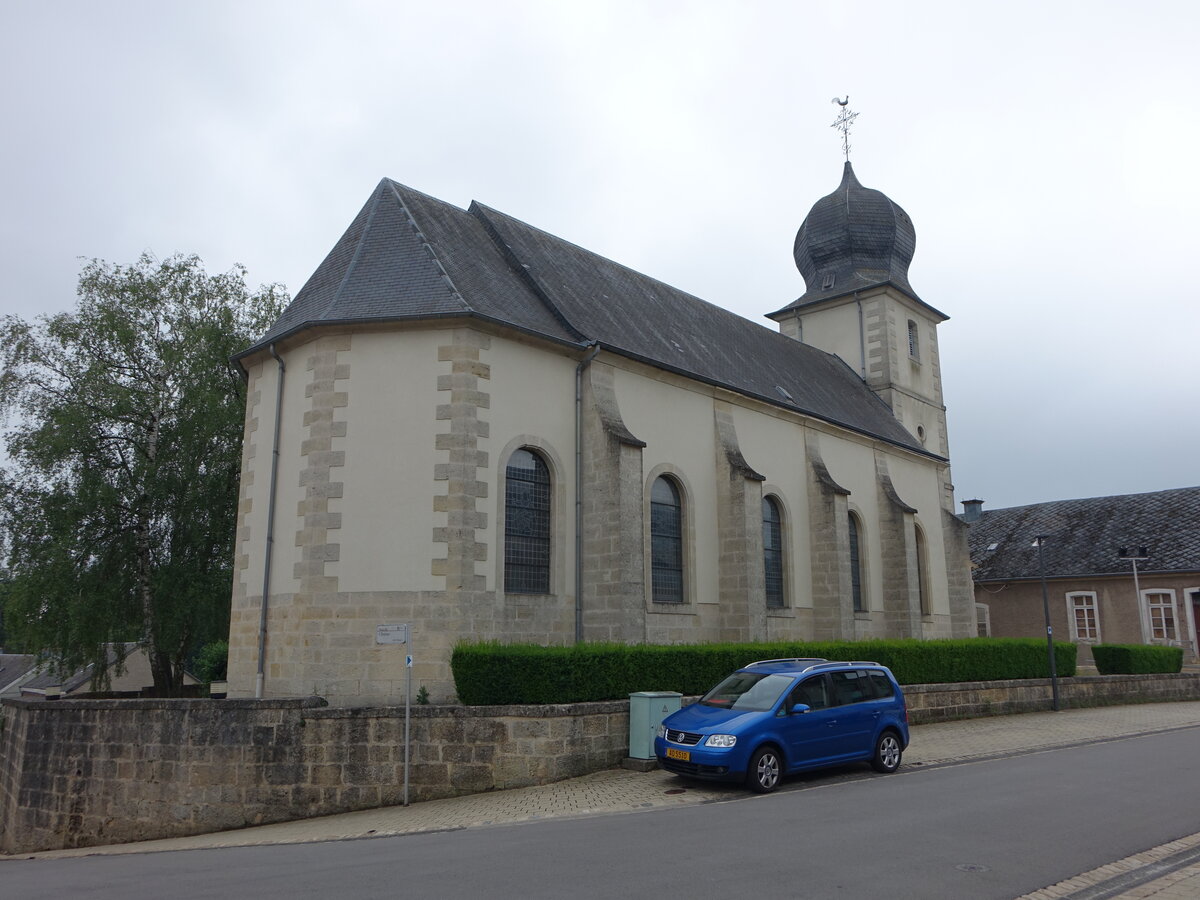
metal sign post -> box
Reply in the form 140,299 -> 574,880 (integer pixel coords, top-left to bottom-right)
376,624 -> 412,805
1034,536 -> 1060,711
404,651 -> 412,806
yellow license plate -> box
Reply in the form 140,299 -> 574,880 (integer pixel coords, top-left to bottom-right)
666,747 -> 691,761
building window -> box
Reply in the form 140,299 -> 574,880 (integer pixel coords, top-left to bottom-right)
650,476 -> 684,603
915,524 -> 931,616
907,320 -> 920,360
975,603 -> 991,637
1067,591 -> 1100,642
848,512 -> 865,612
504,448 -> 550,593
1145,590 -> 1178,641
763,496 -> 784,608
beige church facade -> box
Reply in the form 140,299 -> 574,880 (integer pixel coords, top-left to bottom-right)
227,164 -> 976,705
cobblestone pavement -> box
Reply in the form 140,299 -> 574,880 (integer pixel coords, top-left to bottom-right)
12,701 -> 1200,899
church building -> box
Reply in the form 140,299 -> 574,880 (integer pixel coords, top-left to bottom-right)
226,162 -> 976,705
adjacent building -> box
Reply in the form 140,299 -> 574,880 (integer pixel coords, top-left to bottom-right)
966,488 -> 1200,663
227,163 -> 976,705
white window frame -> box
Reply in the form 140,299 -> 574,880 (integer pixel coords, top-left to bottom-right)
1186,588 -> 1200,659
975,602 -> 991,637
1065,591 -> 1101,643
1142,589 -> 1179,643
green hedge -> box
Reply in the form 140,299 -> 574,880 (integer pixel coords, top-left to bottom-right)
1091,643 -> 1183,675
450,638 -> 1077,706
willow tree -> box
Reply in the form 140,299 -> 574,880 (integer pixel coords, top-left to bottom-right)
0,254 -> 285,693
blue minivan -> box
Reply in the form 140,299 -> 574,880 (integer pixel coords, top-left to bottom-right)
654,658 -> 909,793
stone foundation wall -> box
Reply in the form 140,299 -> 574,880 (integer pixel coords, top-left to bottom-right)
905,673 -> 1200,723
0,696 -> 628,855
4,673 -> 1199,854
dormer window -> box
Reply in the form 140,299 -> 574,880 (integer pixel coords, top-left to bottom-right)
822,272 -> 835,290
907,320 -> 920,360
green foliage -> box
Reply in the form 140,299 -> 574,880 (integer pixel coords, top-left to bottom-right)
1091,644 -> 1183,675
450,638 -> 1078,705
416,685 -> 430,705
191,639 -> 229,684
0,253 -> 286,693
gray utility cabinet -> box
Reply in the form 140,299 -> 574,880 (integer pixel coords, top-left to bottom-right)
628,691 -> 683,759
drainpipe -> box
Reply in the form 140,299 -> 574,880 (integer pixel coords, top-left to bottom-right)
855,292 -> 867,379
574,341 -> 600,643
256,343 -> 286,699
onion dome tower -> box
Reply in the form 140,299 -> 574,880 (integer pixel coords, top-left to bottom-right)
787,160 -> 919,306
767,149 -> 952,466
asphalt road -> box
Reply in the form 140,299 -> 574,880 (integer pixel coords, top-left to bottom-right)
5,727 -> 1199,899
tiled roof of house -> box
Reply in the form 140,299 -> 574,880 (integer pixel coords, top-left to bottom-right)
968,486 -> 1200,581
242,178 -> 935,458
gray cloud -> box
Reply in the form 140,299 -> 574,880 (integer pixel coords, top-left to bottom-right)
2,0 -> 1196,510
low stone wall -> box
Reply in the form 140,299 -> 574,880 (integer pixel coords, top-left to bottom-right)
3,673 -> 1199,854
0,697 -> 629,855
904,673 -> 1200,723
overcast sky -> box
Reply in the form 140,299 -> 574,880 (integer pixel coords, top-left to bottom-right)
3,0 -> 1197,511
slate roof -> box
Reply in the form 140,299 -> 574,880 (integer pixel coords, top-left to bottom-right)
769,162 -> 946,320
968,487 -> 1200,582
245,178 -> 937,458
0,653 -> 37,696
16,642 -> 141,695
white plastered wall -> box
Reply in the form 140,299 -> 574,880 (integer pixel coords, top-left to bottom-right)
612,365 -> 720,606
481,336 -> 579,595
795,303 -> 863,374
332,329 -> 446,594
887,453 -> 953,616
729,405 -> 813,611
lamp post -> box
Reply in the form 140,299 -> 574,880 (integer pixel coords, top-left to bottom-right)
1118,547 -> 1150,643
1034,535 -> 1060,711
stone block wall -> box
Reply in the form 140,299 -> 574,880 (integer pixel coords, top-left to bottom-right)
905,673 -> 1200,723
0,695 -> 628,855
4,674 -> 1199,854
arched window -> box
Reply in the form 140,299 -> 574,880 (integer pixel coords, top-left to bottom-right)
907,319 -> 920,360
763,496 -> 784,608
848,512 -> 865,612
504,448 -> 550,593
650,476 -> 683,603
915,524 -> 931,616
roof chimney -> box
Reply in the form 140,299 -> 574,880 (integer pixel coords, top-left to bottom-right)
962,498 -> 985,523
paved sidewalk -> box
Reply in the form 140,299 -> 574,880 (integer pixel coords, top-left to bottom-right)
10,701 -> 1200,899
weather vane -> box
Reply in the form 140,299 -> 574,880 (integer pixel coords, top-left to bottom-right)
831,96 -> 859,161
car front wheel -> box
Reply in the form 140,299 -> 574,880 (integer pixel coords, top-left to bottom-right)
746,746 -> 782,793
871,731 -> 903,773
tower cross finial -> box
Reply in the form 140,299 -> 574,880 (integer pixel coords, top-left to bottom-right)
831,96 -> 859,161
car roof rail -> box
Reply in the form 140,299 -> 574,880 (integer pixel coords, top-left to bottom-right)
798,660 -> 883,673
745,657 -> 828,668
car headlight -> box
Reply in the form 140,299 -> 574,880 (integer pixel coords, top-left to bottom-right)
704,734 -> 737,748
657,723 -> 666,739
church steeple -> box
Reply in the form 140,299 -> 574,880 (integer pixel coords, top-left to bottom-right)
774,161 -> 919,315
767,159 -> 952,471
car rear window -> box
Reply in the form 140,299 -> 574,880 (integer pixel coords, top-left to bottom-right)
867,670 -> 895,699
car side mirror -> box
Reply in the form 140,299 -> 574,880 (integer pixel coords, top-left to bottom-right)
791,703 -> 811,715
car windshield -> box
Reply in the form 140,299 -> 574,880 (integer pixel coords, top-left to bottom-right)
700,672 -> 793,712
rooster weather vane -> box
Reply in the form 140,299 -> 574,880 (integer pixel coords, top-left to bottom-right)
831,96 -> 859,161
